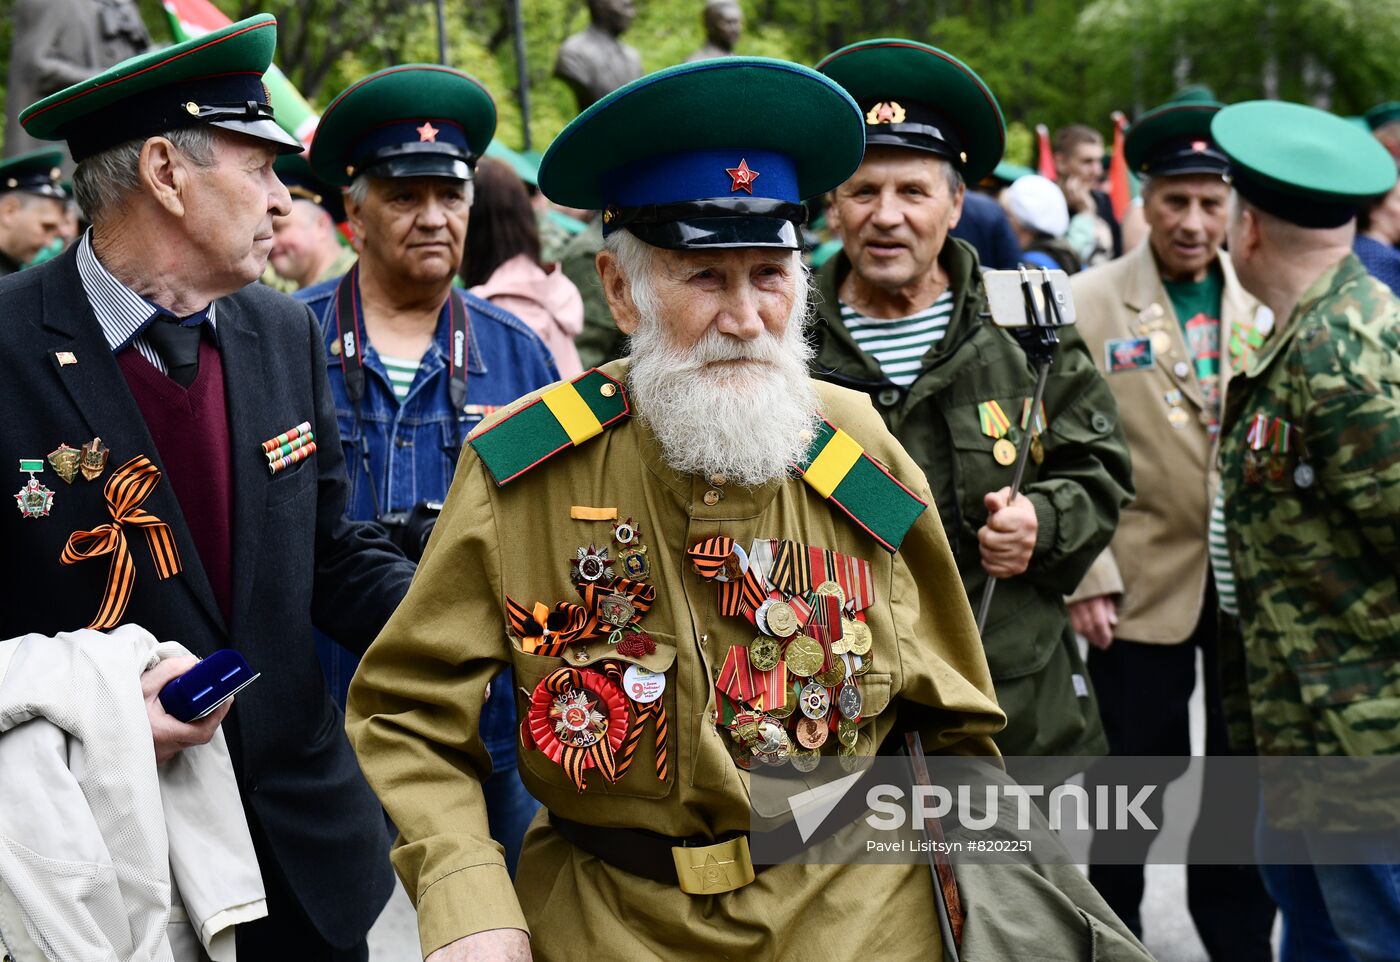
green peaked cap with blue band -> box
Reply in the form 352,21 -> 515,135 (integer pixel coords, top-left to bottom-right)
0,149 -> 66,198
816,38 -> 1006,184
538,57 -> 865,251
310,64 -> 497,188
1212,100 -> 1398,229
20,14 -> 301,162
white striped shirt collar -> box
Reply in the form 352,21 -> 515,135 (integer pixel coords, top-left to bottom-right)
76,231 -> 217,356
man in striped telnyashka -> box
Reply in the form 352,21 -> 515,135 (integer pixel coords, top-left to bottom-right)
811,39 -> 1134,762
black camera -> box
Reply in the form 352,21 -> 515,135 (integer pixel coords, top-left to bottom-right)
377,500 -> 443,562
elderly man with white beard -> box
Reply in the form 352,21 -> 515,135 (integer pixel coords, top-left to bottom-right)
346,59 -> 1153,962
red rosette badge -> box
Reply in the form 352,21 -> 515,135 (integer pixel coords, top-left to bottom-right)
527,667 -> 629,791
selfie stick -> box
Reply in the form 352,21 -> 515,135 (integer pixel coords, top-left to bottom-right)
975,267 -> 1063,636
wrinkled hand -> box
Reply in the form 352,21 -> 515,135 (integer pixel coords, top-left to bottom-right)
427,929 -> 532,962
1068,595 -> 1119,651
978,487 -> 1038,579
142,655 -> 232,764
1060,175 -> 1094,215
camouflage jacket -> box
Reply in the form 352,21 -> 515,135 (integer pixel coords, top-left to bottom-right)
1220,254 -> 1400,760
811,240 -> 1134,757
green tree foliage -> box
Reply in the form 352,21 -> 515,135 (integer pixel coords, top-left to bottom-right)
4,0 -> 1400,161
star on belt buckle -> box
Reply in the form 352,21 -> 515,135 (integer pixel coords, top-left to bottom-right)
672,835 -> 756,895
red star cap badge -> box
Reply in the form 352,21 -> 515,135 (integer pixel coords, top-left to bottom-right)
1191,139 -> 1208,153
726,158 -> 760,194
417,122 -> 440,143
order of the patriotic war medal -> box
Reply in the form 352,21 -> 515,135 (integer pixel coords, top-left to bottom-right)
571,544 -> 615,583
551,688 -> 608,749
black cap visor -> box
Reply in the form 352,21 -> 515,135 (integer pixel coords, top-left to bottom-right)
351,143 -> 474,181
865,124 -> 966,167
210,115 -> 303,154
605,197 -> 806,250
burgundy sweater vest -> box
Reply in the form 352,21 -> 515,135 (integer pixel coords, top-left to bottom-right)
118,338 -> 235,622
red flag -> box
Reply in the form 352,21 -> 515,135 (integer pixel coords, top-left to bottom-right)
1108,111 -> 1131,221
1036,124 -> 1057,181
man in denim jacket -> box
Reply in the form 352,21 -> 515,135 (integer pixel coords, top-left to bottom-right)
297,64 -> 558,874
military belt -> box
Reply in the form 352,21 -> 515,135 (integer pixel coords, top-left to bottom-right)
549,813 -> 760,895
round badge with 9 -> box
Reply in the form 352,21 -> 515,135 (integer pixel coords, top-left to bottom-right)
623,664 -> 665,704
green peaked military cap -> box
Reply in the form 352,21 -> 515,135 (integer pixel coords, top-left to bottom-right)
310,65 -> 497,188
1125,99 -> 1228,178
1167,84 -> 1216,105
538,58 -> 865,251
20,14 -> 301,162
275,152 -> 345,223
1365,101 -> 1400,131
0,149 -> 66,199
1212,101 -> 1398,228
816,38 -> 1006,183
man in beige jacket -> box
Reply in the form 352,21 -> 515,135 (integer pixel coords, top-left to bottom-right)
1067,97 -> 1275,956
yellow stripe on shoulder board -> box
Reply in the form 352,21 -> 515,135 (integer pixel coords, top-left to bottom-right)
542,382 -> 603,446
805,428 -> 863,499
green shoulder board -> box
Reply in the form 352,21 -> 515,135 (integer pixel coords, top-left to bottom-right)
469,369 -> 629,486
796,418 -> 927,552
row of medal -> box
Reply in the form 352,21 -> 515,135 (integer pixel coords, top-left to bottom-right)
1244,412 -> 1314,489
688,537 -> 877,773
14,439 -> 111,518
977,399 -> 1047,467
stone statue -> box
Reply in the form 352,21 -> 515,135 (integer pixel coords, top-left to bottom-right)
685,0 -> 742,62
6,0 -> 151,158
554,0 -> 644,113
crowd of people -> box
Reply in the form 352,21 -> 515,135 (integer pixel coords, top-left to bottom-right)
0,14 -> 1397,962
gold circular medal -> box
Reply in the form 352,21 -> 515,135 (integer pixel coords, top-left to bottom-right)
852,654 -> 873,676
790,746 -> 821,772
846,619 -> 873,656
837,717 -> 859,748
768,694 -> 795,720
796,716 -> 829,749
831,624 -> 853,656
1150,330 -> 1172,354
748,635 -> 781,672
765,601 -> 799,638
815,580 -> 845,604
993,437 -> 1017,466
1030,435 -> 1045,465
816,660 -> 847,688
785,635 -> 824,677
1168,406 -> 1191,429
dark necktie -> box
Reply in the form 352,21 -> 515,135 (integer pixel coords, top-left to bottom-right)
143,313 -> 204,387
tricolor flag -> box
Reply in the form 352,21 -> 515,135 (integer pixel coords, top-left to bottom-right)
162,0 -> 319,147
1108,111 -> 1132,221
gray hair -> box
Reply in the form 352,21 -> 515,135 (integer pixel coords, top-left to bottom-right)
344,173 -> 474,210
602,228 -> 660,321
72,126 -> 218,222
941,157 -> 964,195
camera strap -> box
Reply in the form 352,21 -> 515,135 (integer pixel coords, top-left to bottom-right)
333,266 -> 470,413
332,266 -> 472,518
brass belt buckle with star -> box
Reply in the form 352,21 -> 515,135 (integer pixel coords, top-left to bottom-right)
672,835 -> 756,895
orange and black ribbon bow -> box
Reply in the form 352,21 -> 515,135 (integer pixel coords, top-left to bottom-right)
60,456 -> 181,630
687,537 -> 767,618
603,660 -> 669,782
505,597 -> 594,656
543,667 -> 622,792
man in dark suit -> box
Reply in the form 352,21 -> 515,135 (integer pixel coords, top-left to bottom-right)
4,16 -> 413,959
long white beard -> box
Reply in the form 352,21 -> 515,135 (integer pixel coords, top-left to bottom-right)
627,289 -> 821,488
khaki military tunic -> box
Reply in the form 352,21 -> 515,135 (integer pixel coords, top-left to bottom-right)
347,360 -> 1153,962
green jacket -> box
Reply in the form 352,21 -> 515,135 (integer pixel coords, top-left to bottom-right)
1220,254 -> 1400,766
811,241 -> 1134,756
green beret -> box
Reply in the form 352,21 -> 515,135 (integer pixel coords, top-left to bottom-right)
20,15 -> 300,162
1213,101 -> 1398,228
0,149 -> 66,199
310,65 -> 497,188
538,58 -> 864,251
1125,100 -> 1228,178
816,38 -> 1005,183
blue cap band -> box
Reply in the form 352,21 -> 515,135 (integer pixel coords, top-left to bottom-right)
602,147 -> 798,208
350,119 -> 472,168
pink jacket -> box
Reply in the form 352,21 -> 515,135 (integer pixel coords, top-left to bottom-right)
471,254 -> 585,379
